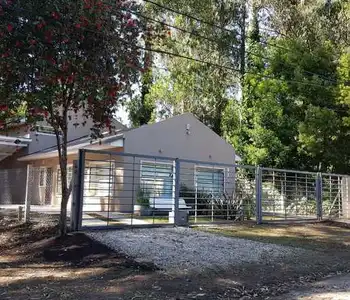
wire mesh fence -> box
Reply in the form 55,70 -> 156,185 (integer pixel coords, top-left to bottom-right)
0,166 -> 78,208
27,167 -> 55,206
0,168 -> 28,205
0,166 -> 70,224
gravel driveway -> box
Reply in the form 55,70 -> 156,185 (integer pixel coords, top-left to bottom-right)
87,227 -> 314,274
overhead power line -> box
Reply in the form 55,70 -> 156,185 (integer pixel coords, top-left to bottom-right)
140,0 -> 345,85
142,0 -> 236,36
2,3 -> 348,90
5,2 -> 345,86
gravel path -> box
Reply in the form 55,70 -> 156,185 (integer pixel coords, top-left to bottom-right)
87,227 -> 313,274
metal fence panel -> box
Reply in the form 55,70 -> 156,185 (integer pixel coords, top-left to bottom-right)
321,174 -> 348,219
260,168 -> 318,221
3,149 -> 350,229
178,159 -> 256,225
80,149 -> 177,228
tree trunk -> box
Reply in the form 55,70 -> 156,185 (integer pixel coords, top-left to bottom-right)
59,194 -> 68,235
58,152 -> 69,236
240,0 -> 247,82
57,110 -> 69,236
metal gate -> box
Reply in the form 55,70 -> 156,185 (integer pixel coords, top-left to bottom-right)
72,149 -> 177,229
70,149 -> 350,230
259,168 -> 349,222
259,168 -> 319,221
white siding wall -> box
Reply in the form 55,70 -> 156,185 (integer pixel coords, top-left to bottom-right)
124,113 -> 235,163
117,113 -> 236,212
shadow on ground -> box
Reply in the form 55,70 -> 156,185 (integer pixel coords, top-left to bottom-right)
1,211 -> 350,299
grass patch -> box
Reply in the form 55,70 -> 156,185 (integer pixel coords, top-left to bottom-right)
197,223 -> 350,252
85,213 -> 123,224
136,216 -> 170,224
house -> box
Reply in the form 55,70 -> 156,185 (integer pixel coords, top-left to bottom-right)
0,113 -> 239,215
0,111 -> 126,205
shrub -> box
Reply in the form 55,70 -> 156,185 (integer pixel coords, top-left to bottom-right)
136,188 -> 150,207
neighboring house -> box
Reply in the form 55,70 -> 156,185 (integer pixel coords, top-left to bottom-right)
0,113 -> 127,205
8,113 -> 238,213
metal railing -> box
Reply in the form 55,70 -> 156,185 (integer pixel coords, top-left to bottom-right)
260,168 -> 319,221
66,149 -> 350,230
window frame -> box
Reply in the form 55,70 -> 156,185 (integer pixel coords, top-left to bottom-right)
194,165 -> 226,195
140,160 -> 174,198
39,167 -> 47,187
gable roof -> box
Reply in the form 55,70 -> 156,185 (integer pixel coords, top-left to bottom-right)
126,112 -> 235,150
17,113 -> 241,162
18,130 -> 126,161
0,135 -> 32,162
124,113 -> 239,162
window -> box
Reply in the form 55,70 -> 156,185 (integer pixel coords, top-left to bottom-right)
85,164 -> 112,197
140,162 -> 173,198
39,168 -> 46,187
34,125 -> 62,135
195,167 -> 225,195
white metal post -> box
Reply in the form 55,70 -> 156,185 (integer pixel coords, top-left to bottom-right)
24,165 -> 31,223
70,161 -> 78,230
255,166 -> 262,224
174,159 -> 180,225
194,167 -> 198,223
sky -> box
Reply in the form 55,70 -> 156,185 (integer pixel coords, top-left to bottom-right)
117,105 -> 130,127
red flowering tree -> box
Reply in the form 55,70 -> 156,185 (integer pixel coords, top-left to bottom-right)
0,0 -> 143,235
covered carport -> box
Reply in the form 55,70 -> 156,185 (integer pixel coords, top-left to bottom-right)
0,135 -> 32,206
0,135 -> 32,162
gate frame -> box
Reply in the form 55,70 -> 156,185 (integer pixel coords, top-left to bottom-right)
70,149 -> 350,231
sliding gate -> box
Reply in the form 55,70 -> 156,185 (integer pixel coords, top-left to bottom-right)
72,149 -> 177,229
71,149 -> 350,230
71,149 -> 258,230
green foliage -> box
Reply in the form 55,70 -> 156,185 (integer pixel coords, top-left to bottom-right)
0,0 -> 142,234
136,188 -> 150,207
128,66 -> 155,127
144,0 -> 244,135
225,1 -> 350,173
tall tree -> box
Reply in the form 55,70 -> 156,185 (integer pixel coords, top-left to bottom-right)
225,0 -> 350,173
144,0 -> 244,135
0,0 -> 142,234
127,3 -> 158,127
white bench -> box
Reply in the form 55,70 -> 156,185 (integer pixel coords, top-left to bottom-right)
149,197 -> 191,210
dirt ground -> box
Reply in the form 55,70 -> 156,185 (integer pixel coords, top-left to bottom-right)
199,221 -> 350,253
1,210 -> 350,299
272,273 -> 350,300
